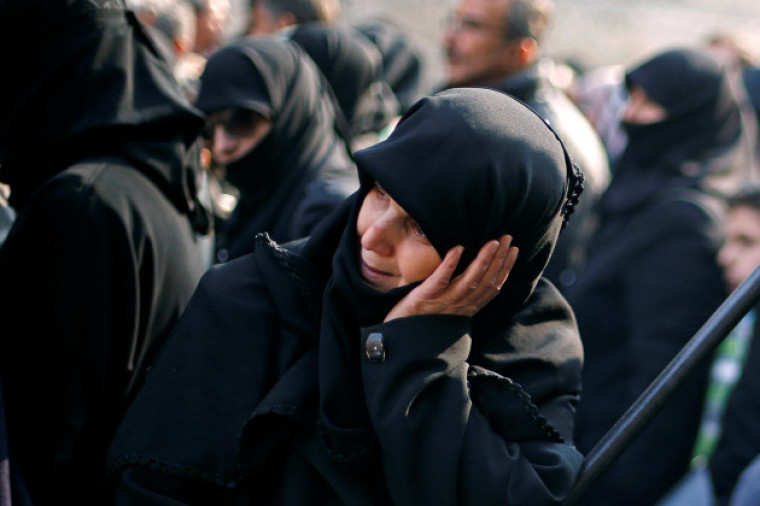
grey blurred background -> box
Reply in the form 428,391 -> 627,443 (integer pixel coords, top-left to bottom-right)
231,0 -> 760,88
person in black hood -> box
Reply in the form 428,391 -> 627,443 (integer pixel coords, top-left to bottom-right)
352,15 -> 432,115
196,36 -> 358,263
567,47 -> 752,506
107,87 -> 586,505
287,22 -> 401,149
0,0 -> 212,504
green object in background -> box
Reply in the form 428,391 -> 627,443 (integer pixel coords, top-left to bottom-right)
691,310 -> 755,466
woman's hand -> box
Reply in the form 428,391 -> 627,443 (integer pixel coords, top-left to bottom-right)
384,235 -> 519,322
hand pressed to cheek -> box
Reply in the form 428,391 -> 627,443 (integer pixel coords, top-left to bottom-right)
384,235 -> 519,322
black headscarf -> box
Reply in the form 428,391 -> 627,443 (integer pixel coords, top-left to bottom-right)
287,22 -> 400,140
0,0 -> 210,233
353,16 -> 430,114
195,36 -> 357,256
354,88 -> 581,307
308,87 -> 583,448
602,48 -> 748,215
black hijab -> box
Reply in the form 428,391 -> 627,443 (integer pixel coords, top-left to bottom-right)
0,0 -> 210,232
288,22 -> 400,140
353,16 -> 430,114
353,88 -> 581,308
602,48 -> 747,215
195,36 -> 357,257
306,87 -> 583,450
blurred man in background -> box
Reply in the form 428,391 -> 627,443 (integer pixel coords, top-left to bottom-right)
442,0 -> 611,293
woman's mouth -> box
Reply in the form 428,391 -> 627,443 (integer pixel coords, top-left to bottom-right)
360,259 -> 393,283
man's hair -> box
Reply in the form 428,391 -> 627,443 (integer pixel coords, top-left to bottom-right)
503,0 -> 554,45
728,185 -> 760,213
256,0 -> 340,24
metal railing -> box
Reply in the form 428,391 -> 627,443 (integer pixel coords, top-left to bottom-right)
564,264 -> 760,505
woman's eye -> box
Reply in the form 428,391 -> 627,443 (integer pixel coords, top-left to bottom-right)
374,183 -> 389,199
411,221 -> 427,239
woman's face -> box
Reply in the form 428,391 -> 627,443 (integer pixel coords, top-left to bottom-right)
206,108 -> 272,165
622,85 -> 668,124
356,183 -> 443,292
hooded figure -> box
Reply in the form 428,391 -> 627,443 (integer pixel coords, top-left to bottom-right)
107,88 -> 586,505
0,0 -> 211,504
196,36 -> 358,262
352,16 -> 431,114
287,22 -> 401,147
567,48 -> 751,506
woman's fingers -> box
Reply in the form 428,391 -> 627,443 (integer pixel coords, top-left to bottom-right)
497,243 -> 519,288
385,236 -> 519,322
483,235 -> 515,291
422,245 -> 464,294
442,236 -> 519,313
448,236 -> 508,296
383,245 -> 464,322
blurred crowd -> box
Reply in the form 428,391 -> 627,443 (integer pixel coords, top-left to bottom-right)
4,0 -> 760,504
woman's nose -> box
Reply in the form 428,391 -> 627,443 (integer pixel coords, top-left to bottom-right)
621,100 -> 638,123
361,210 -> 398,257
212,127 -> 238,161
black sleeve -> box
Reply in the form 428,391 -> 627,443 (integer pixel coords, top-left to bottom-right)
360,315 -> 583,506
106,255 -> 278,505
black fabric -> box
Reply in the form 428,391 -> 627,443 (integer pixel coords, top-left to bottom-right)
288,22 -> 400,139
195,36 -> 358,260
0,1 -> 210,504
0,0 -> 210,232
317,201 -> 415,440
0,379 -> 32,506
486,65 -> 611,293
108,88 -> 585,505
352,16 -> 431,114
710,308 -> 760,505
567,48 -> 746,506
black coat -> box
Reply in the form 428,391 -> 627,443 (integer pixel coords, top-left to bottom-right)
107,235 -> 584,506
567,189 -> 726,505
0,158 -> 208,503
0,2 -> 211,503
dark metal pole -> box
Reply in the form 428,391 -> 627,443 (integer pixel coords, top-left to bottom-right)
564,264 -> 760,505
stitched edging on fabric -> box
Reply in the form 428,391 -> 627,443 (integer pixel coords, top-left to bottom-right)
107,454 -> 242,488
255,233 -> 322,329
467,367 -> 565,443
315,418 -> 377,462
